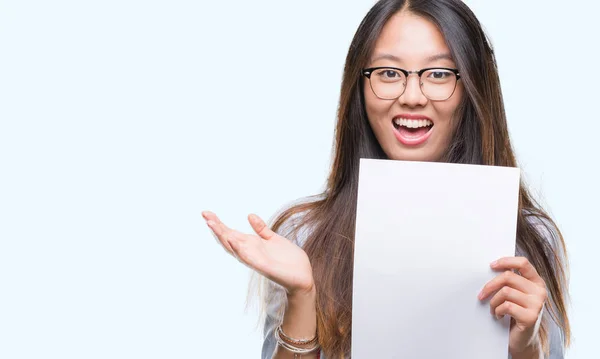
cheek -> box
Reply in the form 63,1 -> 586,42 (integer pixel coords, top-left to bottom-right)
436,85 -> 464,130
364,83 -> 389,124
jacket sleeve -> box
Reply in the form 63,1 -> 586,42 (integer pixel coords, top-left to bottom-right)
261,280 -> 287,359
511,213 -> 569,359
261,210 -> 312,359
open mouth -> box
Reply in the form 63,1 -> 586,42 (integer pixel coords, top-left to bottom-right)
392,117 -> 434,146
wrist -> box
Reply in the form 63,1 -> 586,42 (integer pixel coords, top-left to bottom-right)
280,281 -> 318,347
287,284 -> 317,304
287,280 -> 316,299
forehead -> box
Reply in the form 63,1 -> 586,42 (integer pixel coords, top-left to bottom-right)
371,11 -> 452,65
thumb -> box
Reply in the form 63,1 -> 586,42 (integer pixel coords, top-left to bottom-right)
248,214 -> 276,240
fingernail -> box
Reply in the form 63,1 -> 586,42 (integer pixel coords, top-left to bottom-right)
490,260 -> 498,267
477,291 -> 483,300
206,220 -> 215,227
496,314 -> 502,320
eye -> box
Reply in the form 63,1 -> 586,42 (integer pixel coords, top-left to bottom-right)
427,70 -> 452,79
383,70 -> 399,78
375,69 -> 403,82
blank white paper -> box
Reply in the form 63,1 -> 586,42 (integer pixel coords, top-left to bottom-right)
351,159 -> 521,359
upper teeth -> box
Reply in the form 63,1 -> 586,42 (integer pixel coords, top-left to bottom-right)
393,118 -> 433,128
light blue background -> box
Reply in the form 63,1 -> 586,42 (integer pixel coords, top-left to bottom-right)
0,1 -> 597,358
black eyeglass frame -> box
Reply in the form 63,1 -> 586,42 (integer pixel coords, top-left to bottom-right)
362,66 -> 461,101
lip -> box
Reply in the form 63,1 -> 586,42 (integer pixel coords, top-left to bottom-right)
393,113 -> 433,121
392,113 -> 434,146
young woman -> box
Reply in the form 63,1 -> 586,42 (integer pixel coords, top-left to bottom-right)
202,0 -> 570,358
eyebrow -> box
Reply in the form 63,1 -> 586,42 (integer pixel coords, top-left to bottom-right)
370,53 -> 454,64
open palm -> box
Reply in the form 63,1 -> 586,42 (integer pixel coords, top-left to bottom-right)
202,211 -> 314,295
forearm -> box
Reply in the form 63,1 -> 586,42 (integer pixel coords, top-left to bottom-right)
511,342 -> 543,359
272,288 -> 319,359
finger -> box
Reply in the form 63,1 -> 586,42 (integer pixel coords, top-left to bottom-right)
228,239 -> 244,264
202,211 -> 223,224
206,220 -> 233,254
491,257 -> 544,285
478,270 -> 539,300
207,225 -> 224,248
489,286 -> 530,315
204,214 -> 235,254
201,211 -> 212,221
202,211 -> 233,236
495,301 -> 539,327
248,214 -> 276,240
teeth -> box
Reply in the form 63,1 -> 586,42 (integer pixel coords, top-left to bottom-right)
393,118 -> 433,128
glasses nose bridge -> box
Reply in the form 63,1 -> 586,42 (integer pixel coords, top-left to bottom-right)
401,69 -> 425,100
405,69 -> 423,82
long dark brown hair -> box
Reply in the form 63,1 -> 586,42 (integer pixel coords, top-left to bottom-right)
266,0 -> 570,357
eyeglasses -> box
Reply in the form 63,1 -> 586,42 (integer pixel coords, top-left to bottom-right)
362,67 -> 461,101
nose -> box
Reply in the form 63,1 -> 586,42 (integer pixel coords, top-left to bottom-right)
398,74 -> 427,107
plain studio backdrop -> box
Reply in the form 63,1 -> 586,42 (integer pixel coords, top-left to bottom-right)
0,0 -> 597,358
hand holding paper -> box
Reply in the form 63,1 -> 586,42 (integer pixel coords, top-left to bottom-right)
480,257 -> 548,356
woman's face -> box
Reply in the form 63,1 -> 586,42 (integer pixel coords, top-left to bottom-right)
364,11 -> 464,162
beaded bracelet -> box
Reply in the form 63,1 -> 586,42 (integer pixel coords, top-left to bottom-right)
277,325 -> 318,345
274,325 -> 320,357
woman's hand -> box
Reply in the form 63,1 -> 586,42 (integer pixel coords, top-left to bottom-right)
202,211 -> 314,296
478,257 -> 547,357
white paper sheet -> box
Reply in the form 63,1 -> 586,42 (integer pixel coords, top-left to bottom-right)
351,159 -> 521,359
